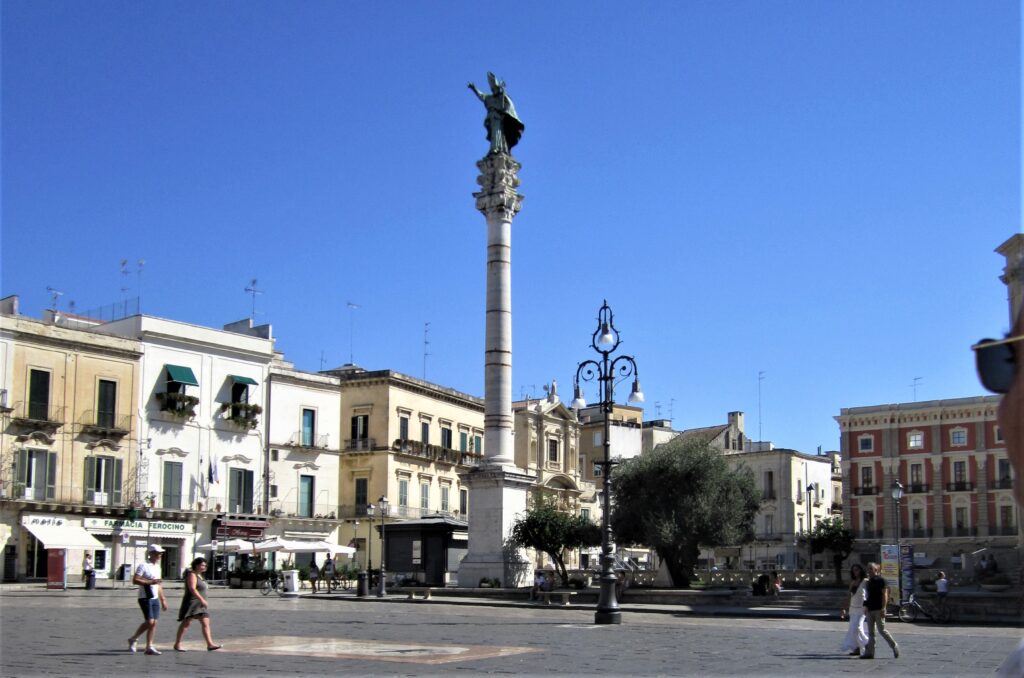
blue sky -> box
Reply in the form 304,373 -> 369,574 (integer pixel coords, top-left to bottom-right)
2,2 -> 1021,454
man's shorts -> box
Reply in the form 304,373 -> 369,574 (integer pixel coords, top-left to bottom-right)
138,598 -> 161,620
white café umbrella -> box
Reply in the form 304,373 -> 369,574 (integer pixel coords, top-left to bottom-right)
253,537 -> 355,556
194,538 -> 258,553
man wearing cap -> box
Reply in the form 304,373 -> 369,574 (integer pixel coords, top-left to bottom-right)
128,544 -> 169,655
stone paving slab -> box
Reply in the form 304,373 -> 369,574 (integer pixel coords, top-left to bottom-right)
1,588 -> 1020,676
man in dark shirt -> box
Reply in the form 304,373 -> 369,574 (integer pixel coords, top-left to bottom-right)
861,562 -> 899,659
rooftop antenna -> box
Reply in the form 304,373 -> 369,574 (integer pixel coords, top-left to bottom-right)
46,286 -> 64,310
669,398 -> 676,422
346,301 -> 360,364
910,376 -> 923,402
120,259 -> 131,300
68,300 -> 76,314
758,370 -> 766,443
244,278 -> 263,323
136,259 -> 145,312
319,350 -> 327,372
422,321 -> 431,380
655,401 -> 662,418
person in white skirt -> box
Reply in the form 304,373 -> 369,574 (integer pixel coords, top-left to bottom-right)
840,563 -> 869,657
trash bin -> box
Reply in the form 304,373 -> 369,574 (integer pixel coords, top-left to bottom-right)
85,571 -> 96,590
356,571 -> 369,597
281,569 -> 300,594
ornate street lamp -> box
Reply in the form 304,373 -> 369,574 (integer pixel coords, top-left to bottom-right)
805,483 -> 816,583
572,300 -> 643,625
891,479 -> 905,602
377,496 -> 390,597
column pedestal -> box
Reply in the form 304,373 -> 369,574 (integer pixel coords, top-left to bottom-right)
457,466 -> 535,588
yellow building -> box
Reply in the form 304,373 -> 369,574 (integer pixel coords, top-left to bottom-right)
326,366 -> 484,572
0,299 -> 141,582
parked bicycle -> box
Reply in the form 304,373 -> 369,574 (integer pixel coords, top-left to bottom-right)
327,575 -> 353,592
898,593 -> 952,623
260,571 -> 285,596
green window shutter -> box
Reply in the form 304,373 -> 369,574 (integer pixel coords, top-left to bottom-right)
112,459 -> 123,504
84,457 -> 96,503
15,449 -> 27,485
243,470 -> 254,513
45,452 -> 57,500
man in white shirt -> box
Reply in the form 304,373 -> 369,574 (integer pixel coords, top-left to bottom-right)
128,544 -> 169,655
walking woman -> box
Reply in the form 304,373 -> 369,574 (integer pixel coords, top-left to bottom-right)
840,563 -> 869,656
173,557 -> 222,652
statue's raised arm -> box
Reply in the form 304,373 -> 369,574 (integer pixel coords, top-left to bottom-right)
468,72 -> 524,155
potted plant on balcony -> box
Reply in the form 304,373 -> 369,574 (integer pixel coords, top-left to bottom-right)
156,392 -> 199,420
220,402 -> 263,429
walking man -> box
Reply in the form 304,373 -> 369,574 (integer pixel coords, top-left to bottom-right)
861,561 -> 899,659
128,544 -> 169,655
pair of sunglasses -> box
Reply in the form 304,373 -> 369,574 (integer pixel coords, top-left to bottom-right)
973,334 -> 1024,394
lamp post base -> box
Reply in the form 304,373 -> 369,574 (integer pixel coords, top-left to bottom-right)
594,609 -> 622,625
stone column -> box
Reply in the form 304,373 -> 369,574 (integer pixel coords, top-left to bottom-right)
458,152 -> 535,588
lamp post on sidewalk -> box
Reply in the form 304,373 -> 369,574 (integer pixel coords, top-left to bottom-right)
891,479 -> 905,602
377,496 -> 389,597
571,300 -> 643,626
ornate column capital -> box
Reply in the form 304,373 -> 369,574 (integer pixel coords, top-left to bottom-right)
474,153 -> 523,221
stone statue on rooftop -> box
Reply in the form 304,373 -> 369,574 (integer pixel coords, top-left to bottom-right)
468,72 -> 524,155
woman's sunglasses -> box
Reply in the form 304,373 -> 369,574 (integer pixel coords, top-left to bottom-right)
973,334 -> 1024,394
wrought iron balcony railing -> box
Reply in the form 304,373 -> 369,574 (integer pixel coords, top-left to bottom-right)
853,486 -> 879,496
344,438 -> 376,452
10,401 -> 65,427
945,481 -> 973,492
906,483 -> 930,494
79,410 -> 131,435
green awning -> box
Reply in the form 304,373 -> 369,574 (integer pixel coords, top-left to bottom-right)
166,365 -> 199,386
230,375 -> 259,386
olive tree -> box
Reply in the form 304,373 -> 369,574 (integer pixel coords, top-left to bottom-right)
610,437 -> 760,588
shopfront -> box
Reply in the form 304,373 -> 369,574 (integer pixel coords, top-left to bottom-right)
83,517 -> 194,581
18,514 -> 105,587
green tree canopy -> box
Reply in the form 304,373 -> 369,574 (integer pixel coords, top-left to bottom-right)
510,498 -> 601,586
808,515 -> 855,584
610,437 -> 760,588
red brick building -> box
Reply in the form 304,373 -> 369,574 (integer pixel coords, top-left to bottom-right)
836,396 -> 1017,574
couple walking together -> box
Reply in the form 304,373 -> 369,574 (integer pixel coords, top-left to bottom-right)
840,562 -> 899,660
126,544 -> 222,655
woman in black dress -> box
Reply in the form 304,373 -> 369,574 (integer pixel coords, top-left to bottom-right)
173,557 -> 222,651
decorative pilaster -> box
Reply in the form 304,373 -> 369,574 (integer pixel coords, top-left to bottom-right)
997,233 -> 1024,325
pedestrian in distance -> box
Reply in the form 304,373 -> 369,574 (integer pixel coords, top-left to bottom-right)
308,554 -> 319,593
975,308 -> 1024,676
82,552 -> 94,590
531,571 -> 545,600
935,571 -> 949,602
840,564 -> 869,657
322,553 -> 336,588
860,561 -> 899,660
128,544 -> 169,656
173,557 -> 222,652
770,571 -> 782,596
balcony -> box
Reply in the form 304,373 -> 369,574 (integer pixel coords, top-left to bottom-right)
853,486 -> 879,496
0,480 -> 127,509
906,528 -> 933,538
993,478 -> 1013,490
905,483 -> 930,494
855,530 -> 884,539
220,402 -> 262,429
945,481 -> 974,492
155,392 -> 199,421
392,439 -> 483,467
344,438 -> 376,452
79,410 -> 131,437
761,490 -> 776,501
283,430 -> 332,451
943,526 -> 978,537
831,502 -> 843,513
988,525 -> 1018,537
267,499 -> 338,520
794,494 -> 803,504
10,401 -> 65,431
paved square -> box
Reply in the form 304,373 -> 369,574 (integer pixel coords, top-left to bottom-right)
221,634 -> 537,664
